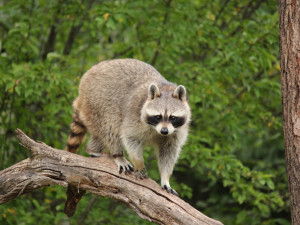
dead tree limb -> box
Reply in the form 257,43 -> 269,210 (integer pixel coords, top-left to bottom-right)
0,129 -> 223,225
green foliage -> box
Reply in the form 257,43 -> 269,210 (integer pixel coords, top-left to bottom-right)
0,0 -> 288,224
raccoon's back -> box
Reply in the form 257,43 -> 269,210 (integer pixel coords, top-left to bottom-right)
79,59 -> 166,101
76,59 -> 168,135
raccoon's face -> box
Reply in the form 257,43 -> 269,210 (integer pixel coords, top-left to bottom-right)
141,83 -> 191,136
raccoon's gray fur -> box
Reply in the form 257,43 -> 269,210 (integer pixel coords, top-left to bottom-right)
65,58 -> 191,195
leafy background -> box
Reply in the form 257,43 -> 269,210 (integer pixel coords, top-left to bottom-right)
0,0 -> 288,224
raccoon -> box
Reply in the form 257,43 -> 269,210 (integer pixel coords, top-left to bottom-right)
65,59 -> 191,195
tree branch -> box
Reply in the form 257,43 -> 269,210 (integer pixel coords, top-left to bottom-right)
0,129 -> 223,225
151,0 -> 172,66
42,24 -> 58,60
235,70 -> 280,99
62,0 -> 96,55
229,0 -> 265,36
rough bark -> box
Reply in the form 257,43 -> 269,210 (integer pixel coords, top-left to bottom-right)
0,129 -> 223,225
279,0 -> 300,224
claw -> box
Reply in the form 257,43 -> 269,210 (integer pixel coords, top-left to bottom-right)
163,185 -> 171,193
171,189 -> 179,196
125,165 -> 132,174
163,185 -> 167,190
129,165 -> 134,172
114,157 -> 134,175
162,185 -> 179,196
125,167 -> 129,174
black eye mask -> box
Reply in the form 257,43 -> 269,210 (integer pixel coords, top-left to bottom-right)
147,115 -> 162,126
170,116 -> 186,128
147,115 -> 186,128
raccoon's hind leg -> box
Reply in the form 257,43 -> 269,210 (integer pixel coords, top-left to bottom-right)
86,135 -> 105,157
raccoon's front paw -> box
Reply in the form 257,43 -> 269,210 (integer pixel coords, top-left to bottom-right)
113,157 -> 134,175
134,168 -> 148,179
162,185 -> 179,196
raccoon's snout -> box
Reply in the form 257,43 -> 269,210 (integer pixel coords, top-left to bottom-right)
161,127 -> 168,135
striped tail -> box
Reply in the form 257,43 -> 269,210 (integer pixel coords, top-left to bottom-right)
65,111 -> 87,153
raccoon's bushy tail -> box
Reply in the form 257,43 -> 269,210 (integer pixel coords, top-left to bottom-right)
65,111 -> 87,153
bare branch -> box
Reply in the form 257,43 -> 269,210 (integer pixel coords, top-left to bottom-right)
151,0 -> 173,66
0,129 -> 223,225
62,0 -> 96,55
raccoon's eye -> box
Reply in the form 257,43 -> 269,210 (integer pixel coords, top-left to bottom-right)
155,115 -> 162,121
147,115 -> 162,126
169,116 -> 177,121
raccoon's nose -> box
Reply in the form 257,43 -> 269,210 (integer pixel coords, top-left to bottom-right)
161,127 -> 168,135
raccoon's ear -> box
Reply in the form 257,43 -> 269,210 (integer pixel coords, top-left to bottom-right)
173,85 -> 187,101
148,84 -> 161,99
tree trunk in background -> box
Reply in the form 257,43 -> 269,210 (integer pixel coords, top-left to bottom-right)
279,0 -> 300,224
